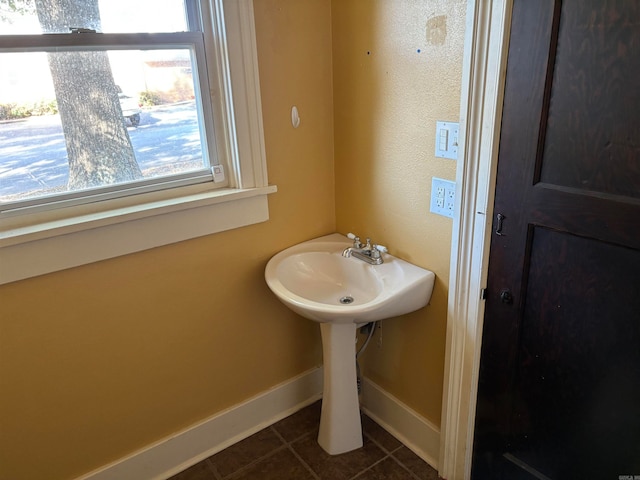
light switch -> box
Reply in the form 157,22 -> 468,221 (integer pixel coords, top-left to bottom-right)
439,129 -> 448,151
435,121 -> 459,160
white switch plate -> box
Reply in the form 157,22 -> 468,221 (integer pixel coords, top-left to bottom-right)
435,121 -> 459,160
430,177 -> 456,218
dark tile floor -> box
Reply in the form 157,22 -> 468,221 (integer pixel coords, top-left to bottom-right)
169,401 -> 440,480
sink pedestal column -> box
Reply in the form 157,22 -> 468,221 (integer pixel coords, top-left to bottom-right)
317,322 -> 363,455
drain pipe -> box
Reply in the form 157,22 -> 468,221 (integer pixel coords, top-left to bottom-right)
356,321 -> 377,395
357,321 -> 377,359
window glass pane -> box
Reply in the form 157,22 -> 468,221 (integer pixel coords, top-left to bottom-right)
0,48 -> 208,204
101,0 -> 189,33
0,0 -> 188,34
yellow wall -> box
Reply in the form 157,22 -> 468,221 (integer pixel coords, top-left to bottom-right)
0,1 -> 333,479
332,0 -> 466,424
0,1 -> 468,478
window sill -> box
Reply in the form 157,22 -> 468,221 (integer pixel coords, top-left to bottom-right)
0,184 -> 277,285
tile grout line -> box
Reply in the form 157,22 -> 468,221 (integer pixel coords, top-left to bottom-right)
363,428 -> 405,455
221,444 -> 290,480
347,454 -> 392,480
215,428 -> 291,480
360,430 -> 423,480
346,451 -> 423,480
204,458 -> 224,480
389,447 -> 433,480
168,402 -> 438,480
285,442 -> 322,480
388,454 -> 424,480
270,424 -> 318,447
270,426 -> 321,480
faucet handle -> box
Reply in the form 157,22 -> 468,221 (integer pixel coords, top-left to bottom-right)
370,244 -> 387,260
347,232 -> 363,248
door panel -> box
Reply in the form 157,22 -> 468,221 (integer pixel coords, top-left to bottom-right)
540,1 -> 640,198
473,0 -> 640,478
511,228 -> 640,477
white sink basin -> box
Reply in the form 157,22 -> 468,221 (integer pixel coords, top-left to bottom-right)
265,233 -> 435,324
265,233 -> 436,456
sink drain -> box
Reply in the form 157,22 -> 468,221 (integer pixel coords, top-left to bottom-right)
339,296 -> 354,304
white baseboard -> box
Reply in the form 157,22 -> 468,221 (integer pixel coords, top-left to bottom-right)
76,367 -> 323,480
361,377 -> 440,471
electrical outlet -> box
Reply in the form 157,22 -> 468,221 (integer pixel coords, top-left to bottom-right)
430,177 -> 456,218
446,187 -> 455,200
446,199 -> 455,212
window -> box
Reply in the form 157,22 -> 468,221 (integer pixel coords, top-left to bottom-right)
1,0 -> 226,209
0,0 -> 275,284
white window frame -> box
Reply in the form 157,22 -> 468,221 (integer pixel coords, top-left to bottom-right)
0,0 -> 276,285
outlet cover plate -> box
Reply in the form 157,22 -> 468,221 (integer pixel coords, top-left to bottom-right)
430,177 -> 456,218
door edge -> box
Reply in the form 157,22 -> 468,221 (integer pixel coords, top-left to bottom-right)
439,1 -> 512,479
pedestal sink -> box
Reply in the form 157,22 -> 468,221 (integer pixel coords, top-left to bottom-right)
264,233 -> 435,455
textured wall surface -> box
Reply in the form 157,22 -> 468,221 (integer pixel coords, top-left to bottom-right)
0,2 -> 334,478
332,0 -> 466,425
0,0 -> 469,477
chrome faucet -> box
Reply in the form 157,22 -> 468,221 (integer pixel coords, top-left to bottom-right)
342,233 -> 388,265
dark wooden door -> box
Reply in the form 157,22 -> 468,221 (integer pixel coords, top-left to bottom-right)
472,1 -> 640,478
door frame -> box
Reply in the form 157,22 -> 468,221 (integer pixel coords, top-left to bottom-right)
439,1 -> 513,479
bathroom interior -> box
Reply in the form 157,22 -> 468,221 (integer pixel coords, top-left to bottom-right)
0,0 -> 467,479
